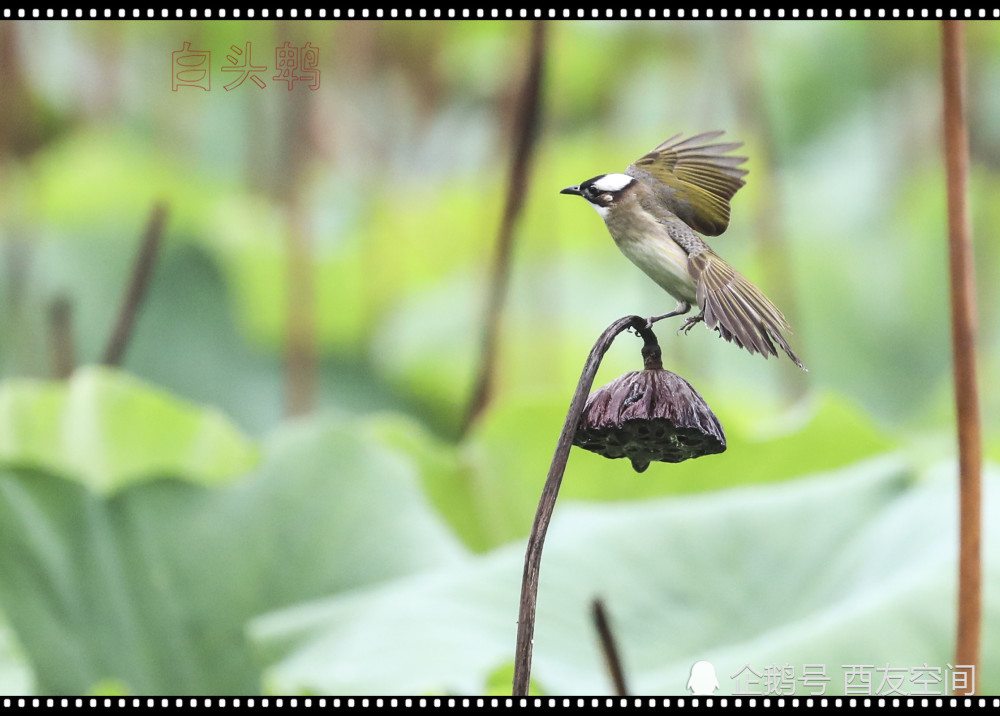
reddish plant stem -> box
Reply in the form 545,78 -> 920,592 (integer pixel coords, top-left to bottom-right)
941,20 -> 981,693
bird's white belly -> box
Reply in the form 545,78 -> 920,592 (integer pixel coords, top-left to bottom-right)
612,229 -> 698,304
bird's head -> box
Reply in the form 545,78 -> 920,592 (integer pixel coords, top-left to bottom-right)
560,173 -> 636,219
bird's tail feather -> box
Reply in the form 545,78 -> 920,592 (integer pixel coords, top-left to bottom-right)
690,251 -> 806,370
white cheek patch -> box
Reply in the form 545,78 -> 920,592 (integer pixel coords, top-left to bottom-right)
592,173 -> 634,192
589,203 -> 610,219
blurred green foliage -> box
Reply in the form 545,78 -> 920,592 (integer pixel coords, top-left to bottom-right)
0,20 -> 998,696
0,366 -> 257,493
249,459 -> 1000,695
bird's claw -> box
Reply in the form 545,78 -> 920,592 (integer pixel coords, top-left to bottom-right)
677,313 -> 704,335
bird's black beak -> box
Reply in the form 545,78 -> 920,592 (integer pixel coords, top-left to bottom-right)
560,185 -> 582,196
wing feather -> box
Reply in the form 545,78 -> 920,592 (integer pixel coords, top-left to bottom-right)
626,132 -> 749,236
688,252 -> 805,368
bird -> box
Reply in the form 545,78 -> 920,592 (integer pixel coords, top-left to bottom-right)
560,131 -> 805,369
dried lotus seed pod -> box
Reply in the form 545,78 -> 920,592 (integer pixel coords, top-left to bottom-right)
574,368 -> 725,472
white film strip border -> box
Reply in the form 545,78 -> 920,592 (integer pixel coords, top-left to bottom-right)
4,696 -> 1000,708
1,6 -> 1000,19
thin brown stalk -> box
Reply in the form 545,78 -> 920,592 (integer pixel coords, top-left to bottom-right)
591,598 -> 629,696
283,203 -> 318,417
279,21 -> 319,417
941,20 -> 981,694
102,203 -> 168,366
48,295 -> 74,379
461,21 -> 547,435
513,315 -> 659,695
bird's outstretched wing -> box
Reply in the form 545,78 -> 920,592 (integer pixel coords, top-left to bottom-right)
626,131 -> 748,237
688,251 -> 805,369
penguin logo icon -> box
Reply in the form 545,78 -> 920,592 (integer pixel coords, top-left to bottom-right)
687,660 -> 720,695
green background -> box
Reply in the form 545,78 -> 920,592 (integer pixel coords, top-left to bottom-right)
0,20 -> 998,696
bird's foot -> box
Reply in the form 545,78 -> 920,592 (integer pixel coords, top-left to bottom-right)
678,312 -> 705,335
645,302 -> 691,330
